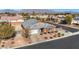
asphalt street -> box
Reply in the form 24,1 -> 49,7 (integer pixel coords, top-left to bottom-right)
17,34 -> 79,49
17,24 -> 79,49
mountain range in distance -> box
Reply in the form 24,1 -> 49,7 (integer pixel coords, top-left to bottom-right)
0,9 -> 79,14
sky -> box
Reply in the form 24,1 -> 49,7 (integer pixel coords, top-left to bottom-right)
0,0 -> 79,9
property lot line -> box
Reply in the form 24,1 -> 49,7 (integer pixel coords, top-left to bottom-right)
13,31 -> 79,49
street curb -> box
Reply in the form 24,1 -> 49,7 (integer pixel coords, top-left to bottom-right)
13,31 -> 79,49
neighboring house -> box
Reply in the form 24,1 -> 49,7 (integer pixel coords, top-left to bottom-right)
50,15 -> 67,24
58,15 -> 66,20
30,15 -> 49,19
72,16 -> 79,24
0,15 -> 24,26
30,14 -> 51,22
51,15 -> 64,23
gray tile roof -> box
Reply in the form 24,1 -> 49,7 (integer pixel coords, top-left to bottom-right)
30,22 -> 54,29
22,19 -> 38,29
22,19 -> 54,29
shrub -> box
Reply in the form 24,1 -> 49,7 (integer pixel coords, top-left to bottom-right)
0,23 -> 15,39
65,15 -> 72,25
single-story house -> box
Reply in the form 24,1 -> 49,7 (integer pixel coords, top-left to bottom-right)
30,15 -> 49,19
72,16 -> 79,24
51,15 -> 64,23
21,19 -> 56,42
0,15 -> 24,26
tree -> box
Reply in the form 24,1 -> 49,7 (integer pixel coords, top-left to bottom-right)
65,15 -> 72,25
21,13 -> 30,19
72,14 -> 75,18
0,22 -> 15,39
36,17 -> 41,21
